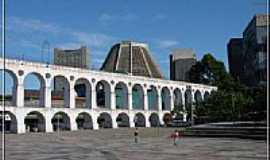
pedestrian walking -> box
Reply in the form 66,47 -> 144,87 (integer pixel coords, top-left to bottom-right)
134,127 -> 139,143
170,130 -> 179,146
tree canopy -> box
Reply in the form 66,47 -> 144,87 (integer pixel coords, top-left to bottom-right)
188,53 -> 265,123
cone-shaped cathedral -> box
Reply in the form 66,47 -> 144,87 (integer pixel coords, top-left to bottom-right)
100,41 -> 163,79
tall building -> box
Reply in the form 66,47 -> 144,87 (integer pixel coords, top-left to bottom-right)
227,38 -> 244,81
54,46 -> 90,69
170,48 -> 196,81
101,41 -> 163,79
227,14 -> 269,87
53,46 -> 90,91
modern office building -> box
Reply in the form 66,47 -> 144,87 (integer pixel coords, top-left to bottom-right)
227,38 -> 244,81
170,48 -> 196,81
54,46 -> 90,69
227,14 -> 269,87
100,41 -> 163,79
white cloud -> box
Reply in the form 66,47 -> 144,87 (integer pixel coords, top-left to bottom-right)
98,13 -> 138,25
156,40 -> 179,49
8,16 -> 60,34
19,40 -> 40,49
7,16 -> 118,49
71,31 -> 115,48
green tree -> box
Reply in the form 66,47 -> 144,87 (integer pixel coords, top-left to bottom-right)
189,53 -> 256,123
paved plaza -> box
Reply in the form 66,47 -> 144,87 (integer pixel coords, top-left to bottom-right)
1,128 -> 267,160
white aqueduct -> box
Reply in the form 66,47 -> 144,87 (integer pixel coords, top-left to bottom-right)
0,58 -> 216,134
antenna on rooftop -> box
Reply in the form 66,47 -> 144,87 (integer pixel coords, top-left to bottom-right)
41,40 -> 50,65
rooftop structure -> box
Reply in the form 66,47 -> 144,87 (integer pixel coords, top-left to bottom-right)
101,41 -> 163,79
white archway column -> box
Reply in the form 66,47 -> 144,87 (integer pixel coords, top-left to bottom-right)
128,87 -> 133,110
170,90 -> 174,111
44,81 -> 51,108
111,86 -> 116,110
92,113 -> 99,130
191,91 -> 195,124
91,82 -> 97,110
69,81 -> 75,109
129,114 -> 135,128
182,91 -> 186,111
17,113 -> 25,133
201,90 -> 205,101
111,113 -> 118,128
145,114 -> 150,127
157,89 -> 162,111
16,80 -> 24,107
143,88 -> 148,111
45,113 -> 53,132
159,112 -> 165,126
70,113 -> 78,131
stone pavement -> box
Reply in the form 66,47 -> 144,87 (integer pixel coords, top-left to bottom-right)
0,128 -> 267,160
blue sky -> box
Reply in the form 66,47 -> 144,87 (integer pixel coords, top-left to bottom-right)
0,0 -> 267,93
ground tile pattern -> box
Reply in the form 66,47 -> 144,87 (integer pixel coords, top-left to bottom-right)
0,128 -> 267,160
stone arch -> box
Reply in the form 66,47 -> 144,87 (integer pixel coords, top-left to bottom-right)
132,84 -> 144,110
116,112 -> 130,127
161,87 -> 171,110
97,112 -> 112,128
0,111 -> 17,133
173,88 -> 183,109
0,69 -> 18,106
24,111 -> 45,132
149,113 -> 160,127
163,113 -> 173,127
134,113 -> 145,127
51,112 -> 71,131
51,75 -> 70,108
74,78 -> 92,108
96,80 -> 111,109
147,85 -> 158,110
204,91 -> 210,101
76,112 -> 93,130
23,72 -> 46,107
194,90 -> 203,105
115,82 -> 128,109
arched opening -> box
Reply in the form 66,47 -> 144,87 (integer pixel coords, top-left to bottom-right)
173,88 -> 183,109
132,84 -> 144,110
76,112 -> 93,130
116,113 -> 130,127
161,87 -> 171,111
134,113 -> 145,127
0,111 -> 17,133
24,72 -> 46,107
194,90 -> 203,106
24,111 -> 45,132
185,89 -> 192,121
75,78 -> 91,108
115,82 -> 128,109
51,112 -> 70,131
149,113 -> 160,127
51,75 -> 70,108
204,91 -> 210,101
163,113 -> 173,127
0,70 -> 17,106
97,112 -> 112,128
147,85 -> 158,110
96,80 -> 111,109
